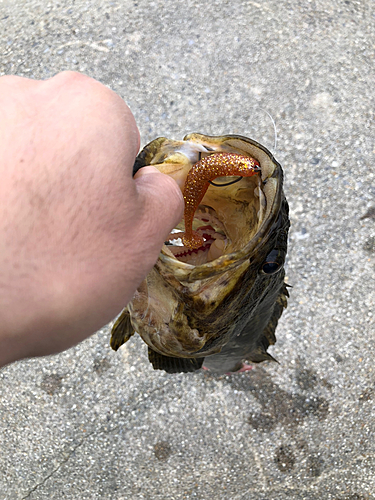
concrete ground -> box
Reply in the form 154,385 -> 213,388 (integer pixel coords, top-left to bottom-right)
0,0 -> 374,498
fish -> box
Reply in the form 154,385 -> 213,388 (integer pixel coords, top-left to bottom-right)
110,133 -> 290,374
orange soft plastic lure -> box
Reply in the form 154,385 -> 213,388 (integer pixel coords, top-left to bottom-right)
182,152 -> 261,249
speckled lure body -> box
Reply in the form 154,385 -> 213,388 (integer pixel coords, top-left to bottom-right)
111,133 -> 290,374
182,153 -> 260,249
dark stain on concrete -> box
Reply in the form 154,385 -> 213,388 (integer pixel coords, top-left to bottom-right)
274,445 -> 295,472
359,386 -> 374,403
306,453 -> 324,477
154,441 -> 172,461
227,367 -> 329,431
40,373 -> 64,395
93,357 -> 111,375
295,367 -> 318,391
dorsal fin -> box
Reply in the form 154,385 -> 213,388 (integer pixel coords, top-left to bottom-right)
148,348 -> 204,374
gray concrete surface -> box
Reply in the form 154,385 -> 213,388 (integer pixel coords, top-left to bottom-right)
0,0 -> 374,498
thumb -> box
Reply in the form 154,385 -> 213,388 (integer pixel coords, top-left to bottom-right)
134,166 -> 184,244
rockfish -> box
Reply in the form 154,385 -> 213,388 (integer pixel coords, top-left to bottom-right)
110,133 -> 290,374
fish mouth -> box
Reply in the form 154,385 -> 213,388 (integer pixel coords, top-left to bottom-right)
151,134 -> 279,270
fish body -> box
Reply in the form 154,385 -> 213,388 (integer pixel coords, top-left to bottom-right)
111,133 -> 290,374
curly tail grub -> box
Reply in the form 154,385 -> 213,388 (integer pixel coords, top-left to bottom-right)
182,152 -> 260,249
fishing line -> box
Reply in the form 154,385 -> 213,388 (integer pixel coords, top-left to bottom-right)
208,177 -> 243,187
259,108 -> 278,151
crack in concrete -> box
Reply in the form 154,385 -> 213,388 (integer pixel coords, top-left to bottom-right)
21,429 -> 97,500
21,380 -> 170,499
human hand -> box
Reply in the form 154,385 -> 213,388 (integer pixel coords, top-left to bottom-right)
0,72 -> 183,366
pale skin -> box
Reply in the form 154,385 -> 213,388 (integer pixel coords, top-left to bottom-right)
0,71 -> 184,368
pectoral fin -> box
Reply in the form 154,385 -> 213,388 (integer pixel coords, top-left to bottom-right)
247,282 -> 289,363
110,308 -> 134,351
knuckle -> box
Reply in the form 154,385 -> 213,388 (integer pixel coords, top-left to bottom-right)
52,70 -> 90,85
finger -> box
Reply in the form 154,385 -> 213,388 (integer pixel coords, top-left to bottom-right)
134,166 -> 184,239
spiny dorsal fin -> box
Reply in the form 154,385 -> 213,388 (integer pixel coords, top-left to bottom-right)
148,348 -> 204,374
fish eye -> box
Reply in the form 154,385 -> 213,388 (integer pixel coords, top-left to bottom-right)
260,249 -> 284,275
262,261 -> 281,274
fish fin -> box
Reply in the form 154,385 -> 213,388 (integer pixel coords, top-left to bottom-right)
263,282 -> 289,347
247,348 -> 279,364
110,308 -> 134,351
247,282 -> 288,364
148,348 -> 204,374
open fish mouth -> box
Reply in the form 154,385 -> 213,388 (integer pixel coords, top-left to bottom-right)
111,133 -> 289,373
133,133 -> 281,274
164,166 -> 263,267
